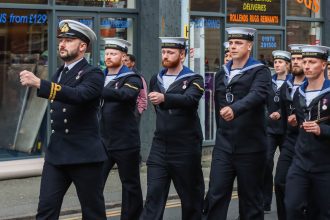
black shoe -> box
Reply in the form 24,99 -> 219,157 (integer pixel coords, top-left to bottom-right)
264,206 -> 271,214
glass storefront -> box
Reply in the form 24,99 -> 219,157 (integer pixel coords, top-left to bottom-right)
56,0 -> 135,8
287,21 -> 321,45
0,9 -> 48,159
190,17 -> 221,141
287,0 -> 321,18
257,32 -> 282,68
190,0 -> 222,12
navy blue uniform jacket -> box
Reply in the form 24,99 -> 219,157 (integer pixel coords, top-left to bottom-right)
266,74 -> 290,135
37,58 -> 107,165
100,65 -> 142,151
214,57 -> 272,154
293,80 -> 330,172
149,66 -> 204,150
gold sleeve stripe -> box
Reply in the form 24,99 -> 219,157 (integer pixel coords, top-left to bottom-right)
124,83 -> 139,90
48,82 -> 55,100
193,82 -> 204,92
52,84 -> 62,100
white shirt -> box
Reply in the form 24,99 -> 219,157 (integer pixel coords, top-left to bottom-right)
228,69 -> 241,83
57,58 -> 84,82
305,90 -> 321,106
104,75 -> 117,87
291,84 -> 300,99
276,80 -> 285,89
163,75 -> 176,91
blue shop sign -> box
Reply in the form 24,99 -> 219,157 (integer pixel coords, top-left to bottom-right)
0,12 -> 47,24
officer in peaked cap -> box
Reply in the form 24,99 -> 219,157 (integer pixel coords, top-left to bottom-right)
263,50 -> 291,215
141,37 -> 205,220
99,37 -> 143,220
19,20 -> 107,219
285,45 -> 330,220
204,27 -> 271,220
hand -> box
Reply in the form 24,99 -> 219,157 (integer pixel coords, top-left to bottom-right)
269,112 -> 281,120
288,114 -> 297,127
148,92 -> 165,105
220,106 -> 234,121
302,121 -> 321,136
19,70 -> 41,88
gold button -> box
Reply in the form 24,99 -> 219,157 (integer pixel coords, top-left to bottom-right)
64,119 -> 67,123
51,129 -> 55,134
65,129 -> 69,134
50,109 -> 53,113
63,108 -> 66,112
50,100 -> 54,103
51,120 -> 53,124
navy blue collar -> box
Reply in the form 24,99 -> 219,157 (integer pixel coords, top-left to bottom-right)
157,65 -> 198,84
299,79 -> 330,97
223,57 -> 264,75
103,65 -> 136,79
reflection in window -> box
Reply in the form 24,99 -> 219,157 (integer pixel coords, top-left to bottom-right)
99,17 -> 134,70
287,0 -> 321,18
56,0 -> 135,8
257,34 -> 282,68
190,17 -> 221,141
286,21 -> 321,45
57,17 -> 94,66
0,9 -> 48,159
0,0 -> 47,3
191,0 -> 221,12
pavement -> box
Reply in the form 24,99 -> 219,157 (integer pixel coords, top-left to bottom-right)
0,148 -> 213,220
0,147 -> 279,220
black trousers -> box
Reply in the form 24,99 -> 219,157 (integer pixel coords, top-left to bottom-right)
102,148 -> 143,220
141,148 -> 204,220
263,133 -> 284,208
37,161 -> 106,220
274,145 -> 294,220
204,148 -> 266,220
285,163 -> 330,220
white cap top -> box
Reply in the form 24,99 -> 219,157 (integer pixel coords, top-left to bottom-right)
223,41 -> 229,53
160,37 -> 187,49
58,19 -> 96,45
272,50 -> 291,62
301,45 -> 330,60
328,56 -> 330,63
288,44 -> 306,54
225,27 -> 256,41
103,38 -> 131,53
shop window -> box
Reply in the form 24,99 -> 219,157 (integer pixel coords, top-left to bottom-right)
0,9 -> 48,158
287,0 -> 321,18
56,0 -> 135,8
99,17 -> 134,70
0,0 -> 47,4
227,0 -> 281,26
256,33 -> 282,69
190,0 -> 221,12
286,21 -> 321,45
190,16 -> 221,141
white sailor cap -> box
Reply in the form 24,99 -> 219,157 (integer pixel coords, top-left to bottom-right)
225,27 -> 256,41
103,38 -> 131,53
288,44 -> 306,55
58,20 -> 96,45
301,45 -> 330,60
159,37 -> 187,49
272,50 -> 291,62
223,41 -> 230,53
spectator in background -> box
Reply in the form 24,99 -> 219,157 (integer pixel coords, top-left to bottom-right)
123,54 -> 148,125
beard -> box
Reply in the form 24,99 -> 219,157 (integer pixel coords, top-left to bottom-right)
291,67 -> 304,76
105,59 -> 122,68
59,48 -> 79,62
162,58 -> 180,68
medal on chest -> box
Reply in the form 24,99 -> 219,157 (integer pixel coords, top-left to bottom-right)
322,98 -> 328,111
76,70 -> 83,80
182,80 -> 187,90
115,82 -> 119,89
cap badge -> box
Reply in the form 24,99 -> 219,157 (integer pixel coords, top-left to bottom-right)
61,23 -> 70,33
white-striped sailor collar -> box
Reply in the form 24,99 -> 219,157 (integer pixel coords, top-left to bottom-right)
157,65 -> 199,85
285,74 -> 306,88
223,57 -> 264,77
299,79 -> 330,98
271,73 -> 290,85
103,65 -> 136,80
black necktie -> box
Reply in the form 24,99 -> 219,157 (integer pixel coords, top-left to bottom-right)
58,67 -> 69,82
